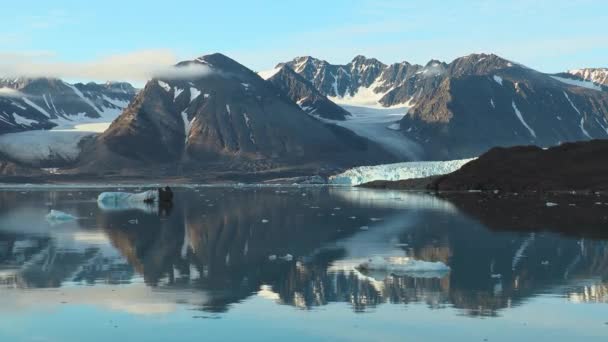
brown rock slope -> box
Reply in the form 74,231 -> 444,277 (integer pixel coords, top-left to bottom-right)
432,139 -> 608,191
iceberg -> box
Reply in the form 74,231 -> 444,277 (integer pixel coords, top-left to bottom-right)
329,158 -> 474,186
97,190 -> 158,213
329,256 -> 450,279
45,210 -> 77,223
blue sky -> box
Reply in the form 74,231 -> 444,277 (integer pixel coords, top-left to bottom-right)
1,0 -> 606,82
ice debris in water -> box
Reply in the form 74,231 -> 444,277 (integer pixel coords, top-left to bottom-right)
268,254 -> 293,262
261,219 -> 269,223
46,210 -> 77,223
358,256 -> 450,274
330,256 -> 450,279
545,202 -> 558,207
97,190 -> 158,213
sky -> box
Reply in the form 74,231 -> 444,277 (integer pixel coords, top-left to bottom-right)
1,0 -> 606,83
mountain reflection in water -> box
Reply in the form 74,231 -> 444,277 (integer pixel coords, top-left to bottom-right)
0,187 -> 607,318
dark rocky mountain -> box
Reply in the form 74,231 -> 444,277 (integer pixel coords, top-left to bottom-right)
278,53 -> 608,160
263,65 -> 350,120
431,139 -> 608,191
399,54 -> 608,159
278,55 -> 446,107
0,78 -> 137,134
78,53 -> 395,176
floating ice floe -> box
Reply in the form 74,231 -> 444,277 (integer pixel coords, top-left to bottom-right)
329,158 -> 474,186
97,190 -> 158,213
268,254 -> 293,262
545,202 -> 559,207
330,256 -> 450,279
45,210 -> 77,223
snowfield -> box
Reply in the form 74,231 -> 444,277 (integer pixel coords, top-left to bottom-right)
550,75 -> 603,91
329,158 -> 474,186
0,106 -> 119,165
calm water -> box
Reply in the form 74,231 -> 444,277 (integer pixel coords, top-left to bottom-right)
0,186 -> 607,341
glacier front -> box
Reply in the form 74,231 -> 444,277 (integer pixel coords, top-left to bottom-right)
329,158 -> 474,186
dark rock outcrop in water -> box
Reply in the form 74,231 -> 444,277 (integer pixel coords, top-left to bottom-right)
77,53 -> 395,176
431,139 -> 608,192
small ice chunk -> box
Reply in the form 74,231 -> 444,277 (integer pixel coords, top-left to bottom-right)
128,219 -> 139,224
46,210 -> 76,223
268,255 -> 277,261
360,226 -> 369,230
545,202 -> 558,207
261,219 -> 269,223
359,256 -> 450,273
279,254 -> 293,261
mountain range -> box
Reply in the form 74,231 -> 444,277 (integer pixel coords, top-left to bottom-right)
0,78 -> 136,134
0,52 -> 606,180
76,53 -> 393,178
274,53 -> 608,159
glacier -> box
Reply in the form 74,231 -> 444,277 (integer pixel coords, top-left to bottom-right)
329,158 -> 474,186
315,104 -> 423,160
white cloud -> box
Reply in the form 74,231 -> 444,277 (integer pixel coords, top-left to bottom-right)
0,88 -> 25,98
0,50 -> 200,83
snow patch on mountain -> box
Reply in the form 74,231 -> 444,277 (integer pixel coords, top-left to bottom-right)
329,158 -> 474,185
562,91 -> 591,139
328,82 -> 391,108
189,87 -> 201,102
21,97 -> 51,118
512,101 -> 536,138
12,114 -> 38,126
174,87 -> 184,100
258,67 -> 281,80
493,75 -> 503,86
551,76 -> 603,91
157,81 -> 171,92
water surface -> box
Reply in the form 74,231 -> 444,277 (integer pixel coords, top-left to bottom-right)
0,187 -> 606,341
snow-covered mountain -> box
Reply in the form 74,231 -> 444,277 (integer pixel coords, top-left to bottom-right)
275,55 -> 446,107
0,78 -> 137,134
275,53 -> 608,160
78,53 -> 395,175
552,68 -> 608,91
566,68 -> 608,86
